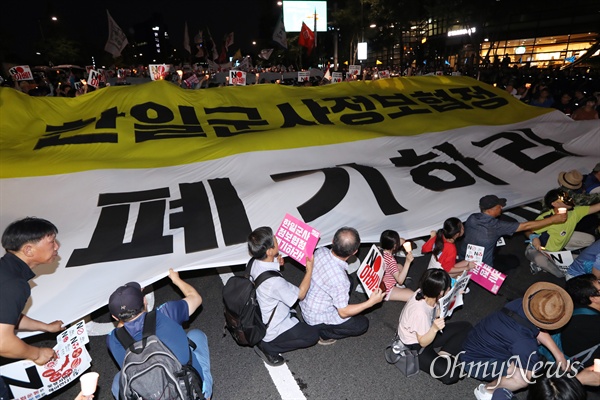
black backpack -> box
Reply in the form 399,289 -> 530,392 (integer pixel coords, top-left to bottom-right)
223,258 -> 281,346
116,310 -> 204,400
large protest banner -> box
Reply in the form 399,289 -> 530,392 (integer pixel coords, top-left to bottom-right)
1,77 -> 598,334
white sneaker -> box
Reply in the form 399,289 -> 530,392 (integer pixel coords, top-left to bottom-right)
473,384 -> 493,400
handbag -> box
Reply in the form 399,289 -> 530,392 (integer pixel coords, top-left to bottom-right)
384,335 -> 421,377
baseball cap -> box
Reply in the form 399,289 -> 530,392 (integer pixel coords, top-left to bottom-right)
479,195 -> 507,210
108,282 -> 144,318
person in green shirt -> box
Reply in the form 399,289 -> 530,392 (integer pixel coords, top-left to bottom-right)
525,189 -> 600,277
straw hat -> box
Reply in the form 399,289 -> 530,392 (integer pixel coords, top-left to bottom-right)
557,170 -> 583,190
523,282 -> 573,330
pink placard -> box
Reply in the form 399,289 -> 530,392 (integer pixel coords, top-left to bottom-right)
275,214 -> 320,266
468,262 -> 506,295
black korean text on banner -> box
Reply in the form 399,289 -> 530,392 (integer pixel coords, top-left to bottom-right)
33,85 -> 509,151
0,366 -> 43,399
66,179 -> 250,267
389,129 -> 575,191
271,163 -> 406,223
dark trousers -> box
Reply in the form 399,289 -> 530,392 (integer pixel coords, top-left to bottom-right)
312,315 -> 369,340
0,377 -> 7,400
260,321 -> 320,356
409,321 -> 472,385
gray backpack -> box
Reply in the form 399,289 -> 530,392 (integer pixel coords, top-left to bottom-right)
116,310 -> 204,400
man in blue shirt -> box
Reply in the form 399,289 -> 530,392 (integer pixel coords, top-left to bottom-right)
461,282 -> 573,400
106,269 -> 213,399
458,195 -> 566,269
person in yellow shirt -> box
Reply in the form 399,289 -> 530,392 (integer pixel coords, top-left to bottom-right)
525,189 -> 600,277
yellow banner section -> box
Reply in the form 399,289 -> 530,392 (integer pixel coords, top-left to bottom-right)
0,76 -> 551,178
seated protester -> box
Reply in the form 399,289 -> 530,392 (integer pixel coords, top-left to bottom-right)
490,365 -> 600,400
526,189 -> 600,277
461,282 -> 572,400
566,239 -> 600,280
379,230 -> 414,302
106,270 -> 213,400
397,269 -> 472,385
423,217 -> 473,278
583,163 -> 600,194
561,274 -> 600,368
300,227 -> 385,345
247,227 -> 319,367
458,195 -> 566,272
0,217 -> 64,399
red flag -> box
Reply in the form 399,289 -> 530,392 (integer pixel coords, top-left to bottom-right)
298,22 -> 315,55
218,44 -> 227,64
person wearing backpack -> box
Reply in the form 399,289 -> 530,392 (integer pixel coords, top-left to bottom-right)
247,226 -> 319,366
106,269 -> 213,399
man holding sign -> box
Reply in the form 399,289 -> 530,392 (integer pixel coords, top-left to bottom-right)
247,227 -> 319,367
300,227 -> 385,345
0,218 -> 64,398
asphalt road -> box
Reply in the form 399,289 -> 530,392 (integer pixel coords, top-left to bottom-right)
16,204 -> 600,400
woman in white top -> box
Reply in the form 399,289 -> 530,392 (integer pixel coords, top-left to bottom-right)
397,269 -> 472,384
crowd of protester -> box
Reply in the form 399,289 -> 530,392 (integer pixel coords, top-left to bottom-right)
1,162 -> 599,399
2,61 -> 599,121
1,59 -> 600,399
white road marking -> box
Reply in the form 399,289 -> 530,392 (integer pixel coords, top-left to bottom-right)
220,267 -> 306,400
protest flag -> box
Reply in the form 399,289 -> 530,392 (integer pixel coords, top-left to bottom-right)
272,15 -> 287,49
104,10 -> 128,58
259,49 -> 274,60
232,48 -> 242,61
183,22 -> 191,53
206,28 -> 219,60
225,32 -> 234,50
323,65 -> 331,81
299,22 -> 315,55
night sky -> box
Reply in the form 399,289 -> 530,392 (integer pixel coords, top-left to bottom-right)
1,0 -> 270,64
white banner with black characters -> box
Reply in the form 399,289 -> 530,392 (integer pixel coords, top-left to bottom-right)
0,77 -> 598,335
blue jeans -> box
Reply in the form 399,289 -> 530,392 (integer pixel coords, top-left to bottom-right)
112,328 -> 213,399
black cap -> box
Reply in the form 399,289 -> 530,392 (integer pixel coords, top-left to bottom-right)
479,195 -> 507,210
108,282 -> 143,318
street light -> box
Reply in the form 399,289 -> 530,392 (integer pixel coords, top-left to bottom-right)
38,16 -> 58,41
